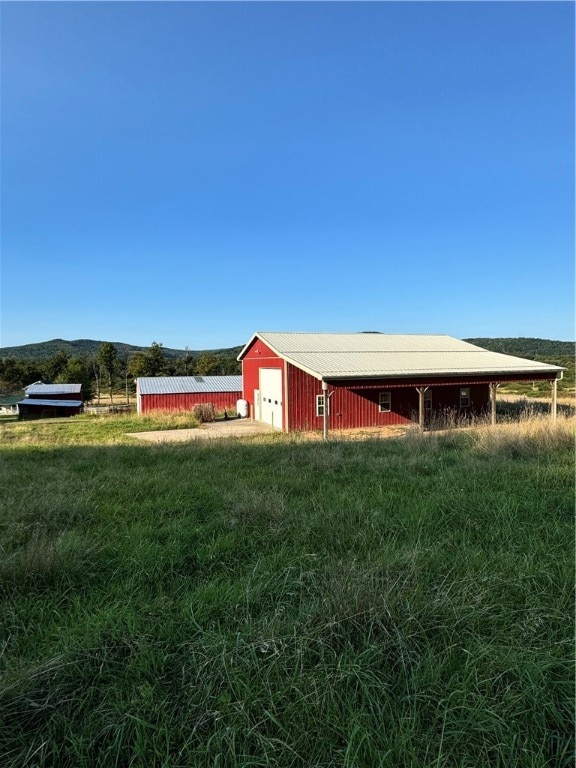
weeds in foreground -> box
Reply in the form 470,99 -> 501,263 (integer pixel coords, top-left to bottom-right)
0,416 -> 573,767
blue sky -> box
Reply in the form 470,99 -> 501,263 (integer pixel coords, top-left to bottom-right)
1,1 -> 574,350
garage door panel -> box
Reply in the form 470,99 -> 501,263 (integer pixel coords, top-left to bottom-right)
259,368 -> 282,430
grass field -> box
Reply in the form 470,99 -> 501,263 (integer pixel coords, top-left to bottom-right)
0,414 -> 574,767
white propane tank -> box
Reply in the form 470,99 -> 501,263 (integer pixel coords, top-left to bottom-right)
236,399 -> 249,419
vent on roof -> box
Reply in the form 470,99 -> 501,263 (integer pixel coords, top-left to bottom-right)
194,376 -> 204,382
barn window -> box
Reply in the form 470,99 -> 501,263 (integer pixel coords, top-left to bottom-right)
460,388 -> 470,408
378,391 -> 391,413
316,394 -> 329,417
424,390 -> 432,411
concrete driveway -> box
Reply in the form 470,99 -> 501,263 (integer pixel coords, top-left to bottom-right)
126,418 -> 276,443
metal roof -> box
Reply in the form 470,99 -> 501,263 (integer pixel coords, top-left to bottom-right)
18,399 -> 83,407
25,383 -> 82,395
239,332 -> 565,380
137,375 -> 242,396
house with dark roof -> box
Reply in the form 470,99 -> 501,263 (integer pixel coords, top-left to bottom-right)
238,332 -> 564,433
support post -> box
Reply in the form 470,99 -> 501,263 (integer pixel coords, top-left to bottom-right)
551,378 -> 558,424
322,380 -> 329,441
490,382 -> 497,426
416,387 -> 428,432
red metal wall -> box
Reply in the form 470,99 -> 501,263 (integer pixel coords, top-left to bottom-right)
28,391 -> 83,402
242,338 -> 285,422
287,364 -> 496,431
140,391 -> 241,413
19,403 -> 82,419
241,338 -> 558,433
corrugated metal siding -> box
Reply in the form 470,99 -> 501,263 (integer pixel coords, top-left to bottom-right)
140,391 -> 241,413
333,372 -> 549,388
287,365 -> 491,431
279,350 -> 561,378
248,332 -> 563,379
241,338 -> 284,424
26,384 -> 82,397
288,366 -> 413,430
259,332 -> 468,353
138,376 -> 242,395
18,401 -> 82,418
17,399 -> 83,407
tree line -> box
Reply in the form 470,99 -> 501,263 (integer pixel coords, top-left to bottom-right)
0,342 -> 241,402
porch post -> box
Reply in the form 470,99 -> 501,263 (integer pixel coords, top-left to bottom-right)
551,378 -> 558,424
416,386 -> 427,432
322,380 -> 329,441
490,382 -> 498,426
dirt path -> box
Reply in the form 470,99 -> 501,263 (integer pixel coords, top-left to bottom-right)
126,418 -> 276,442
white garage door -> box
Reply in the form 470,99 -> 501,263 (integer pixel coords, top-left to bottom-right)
259,368 -> 283,430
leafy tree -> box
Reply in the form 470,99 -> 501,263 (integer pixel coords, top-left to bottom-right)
43,349 -> 70,382
194,352 -> 221,376
145,342 -> 167,376
128,352 -> 148,379
55,356 -> 94,401
98,342 -> 119,403
219,355 -> 241,375
127,343 -> 167,378
0,358 -> 43,392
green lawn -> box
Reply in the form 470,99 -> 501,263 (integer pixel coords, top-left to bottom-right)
0,416 -> 573,767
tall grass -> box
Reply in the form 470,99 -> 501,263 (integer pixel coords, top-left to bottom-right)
0,416 -> 573,766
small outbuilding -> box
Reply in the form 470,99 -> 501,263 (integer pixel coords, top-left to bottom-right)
24,383 -> 84,401
136,376 -> 242,414
18,399 -> 84,419
18,383 -> 84,419
238,332 -> 565,433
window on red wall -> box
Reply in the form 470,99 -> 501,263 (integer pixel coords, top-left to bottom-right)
460,388 -> 470,408
316,394 -> 329,417
378,391 -> 391,412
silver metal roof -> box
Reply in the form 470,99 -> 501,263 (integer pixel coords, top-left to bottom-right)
137,376 -> 242,396
25,383 -> 82,395
240,332 -> 564,380
18,399 -> 83,407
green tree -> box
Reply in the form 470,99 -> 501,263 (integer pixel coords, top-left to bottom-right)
55,356 -> 94,402
145,342 -> 167,376
195,352 -> 221,376
128,352 -> 148,379
43,349 -> 70,382
98,342 -> 118,403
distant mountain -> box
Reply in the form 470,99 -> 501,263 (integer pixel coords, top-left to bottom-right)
464,338 -> 574,358
0,338 -> 243,361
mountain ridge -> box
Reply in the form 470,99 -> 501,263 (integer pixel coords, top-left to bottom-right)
0,338 -> 243,361
1,336 -> 573,362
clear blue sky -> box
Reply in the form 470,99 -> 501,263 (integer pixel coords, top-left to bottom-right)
1,1 -> 574,350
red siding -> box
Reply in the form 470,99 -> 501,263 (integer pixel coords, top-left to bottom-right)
28,391 -> 83,402
240,336 -> 558,433
140,391 -> 241,413
242,338 -> 285,424
286,365 -> 493,431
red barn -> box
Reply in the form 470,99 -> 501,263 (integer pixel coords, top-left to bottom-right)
18,383 -> 83,419
24,383 -> 83,401
136,376 -> 242,414
238,332 -> 565,433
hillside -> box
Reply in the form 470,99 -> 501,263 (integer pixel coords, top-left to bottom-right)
2,336 -> 573,363
464,337 -> 574,358
0,338 -> 242,361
